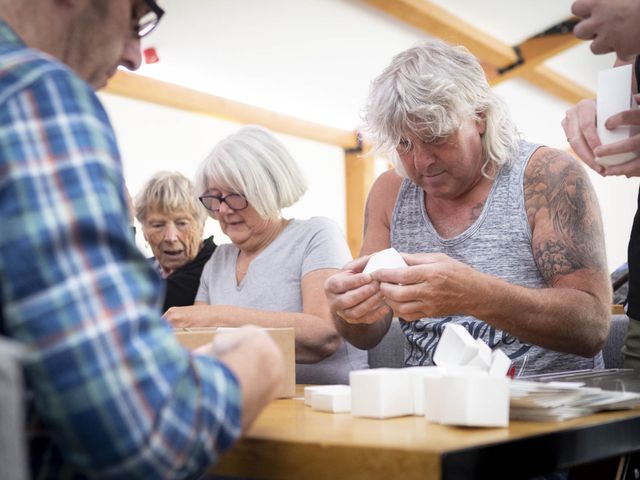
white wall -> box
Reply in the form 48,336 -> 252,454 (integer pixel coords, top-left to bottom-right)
99,93 -> 347,257
101,91 -> 637,273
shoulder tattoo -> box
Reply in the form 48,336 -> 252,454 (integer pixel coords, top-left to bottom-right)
524,149 -> 606,280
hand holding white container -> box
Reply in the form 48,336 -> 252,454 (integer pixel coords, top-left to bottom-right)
596,64 -> 640,166
362,247 -> 408,274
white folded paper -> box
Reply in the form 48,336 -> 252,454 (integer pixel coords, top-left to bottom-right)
433,324 -> 511,377
509,379 -> 640,421
433,324 -> 480,367
362,247 -> 408,274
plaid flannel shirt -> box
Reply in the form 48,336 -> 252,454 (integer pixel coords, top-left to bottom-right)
0,19 -> 241,479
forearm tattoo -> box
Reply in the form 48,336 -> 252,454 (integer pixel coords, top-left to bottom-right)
524,149 -> 607,282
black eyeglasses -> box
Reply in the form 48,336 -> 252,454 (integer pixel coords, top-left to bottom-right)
199,193 -> 249,212
136,0 -> 165,38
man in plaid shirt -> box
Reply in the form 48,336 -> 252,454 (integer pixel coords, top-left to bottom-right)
0,0 -> 283,478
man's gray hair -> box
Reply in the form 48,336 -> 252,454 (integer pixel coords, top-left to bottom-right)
195,125 -> 307,219
135,171 -> 207,226
363,38 -> 520,177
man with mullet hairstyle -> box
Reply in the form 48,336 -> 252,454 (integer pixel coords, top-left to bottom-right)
326,39 -> 612,376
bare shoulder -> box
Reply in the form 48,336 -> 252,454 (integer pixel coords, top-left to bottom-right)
366,169 -> 404,215
523,146 -> 607,281
371,168 -> 404,193
362,169 -> 403,255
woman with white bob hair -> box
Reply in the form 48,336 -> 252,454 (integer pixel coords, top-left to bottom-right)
165,125 -> 368,384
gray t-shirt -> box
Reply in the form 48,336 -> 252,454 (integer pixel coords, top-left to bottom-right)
196,216 -> 368,384
391,141 -> 604,375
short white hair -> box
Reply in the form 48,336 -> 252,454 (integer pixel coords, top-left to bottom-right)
363,39 -> 520,177
135,171 -> 207,226
195,125 -> 307,219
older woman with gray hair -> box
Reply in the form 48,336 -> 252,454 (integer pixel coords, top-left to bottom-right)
325,39 -> 612,376
135,171 -> 216,312
164,125 -> 367,385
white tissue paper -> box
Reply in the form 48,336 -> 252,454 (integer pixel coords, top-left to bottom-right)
362,248 -> 408,274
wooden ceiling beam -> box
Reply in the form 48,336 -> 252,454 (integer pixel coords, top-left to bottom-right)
521,65 -> 594,105
491,32 -> 583,84
363,0 -> 590,103
104,70 -> 360,150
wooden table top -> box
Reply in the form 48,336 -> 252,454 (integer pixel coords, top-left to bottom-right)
212,385 -> 640,479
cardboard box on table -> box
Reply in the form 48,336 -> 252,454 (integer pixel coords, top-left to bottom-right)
174,327 -> 295,398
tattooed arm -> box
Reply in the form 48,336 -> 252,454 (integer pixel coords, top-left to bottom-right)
477,147 -> 611,355
374,148 -> 610,356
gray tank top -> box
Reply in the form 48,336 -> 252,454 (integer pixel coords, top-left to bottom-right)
391,141 -> 604,375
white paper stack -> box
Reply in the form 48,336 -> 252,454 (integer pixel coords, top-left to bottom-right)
509,380 -> 640,421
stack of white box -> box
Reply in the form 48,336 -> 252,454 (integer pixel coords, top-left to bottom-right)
304,327 -> 511,426
426,324 -> 511,427
348,324 -> 511,427
304,385 -> 351,413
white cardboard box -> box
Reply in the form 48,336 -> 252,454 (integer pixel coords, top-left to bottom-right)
422,366 -> 483,422
405,366 -> 445,416
350,368 -> 413,419
310,385 -> 352,413
433,324 -> 479,367
489,349 -> 512,378
467,338 -> 492,369
436,372 -> 510,428
304,385 -> 348,406
423,372 -> 446,422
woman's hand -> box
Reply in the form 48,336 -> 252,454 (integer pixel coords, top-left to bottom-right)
163,305 -> 216,328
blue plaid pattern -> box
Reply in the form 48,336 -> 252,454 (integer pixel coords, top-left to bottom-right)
0,20 -> 241,479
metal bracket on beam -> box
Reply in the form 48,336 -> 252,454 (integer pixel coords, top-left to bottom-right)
532,18 -> 579,38
496,18 -> 579,76
497,46 -> 524,75
344,133 -> 364,155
